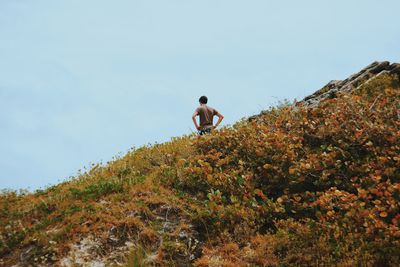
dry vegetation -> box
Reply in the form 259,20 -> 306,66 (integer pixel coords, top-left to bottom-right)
1,73 -> 399,266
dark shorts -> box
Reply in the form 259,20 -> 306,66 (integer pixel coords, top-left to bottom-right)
199,128 -> 212,136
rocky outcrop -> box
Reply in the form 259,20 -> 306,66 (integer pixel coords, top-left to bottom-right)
301,61 -> 400,107
248,61 -> 400,122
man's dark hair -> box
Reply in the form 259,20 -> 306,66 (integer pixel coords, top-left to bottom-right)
199,96 -> 208,104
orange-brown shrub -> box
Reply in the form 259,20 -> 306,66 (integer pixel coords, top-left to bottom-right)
185,73 -> 400,266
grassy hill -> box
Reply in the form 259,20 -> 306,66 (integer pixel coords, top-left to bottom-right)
1,65 -> 399,266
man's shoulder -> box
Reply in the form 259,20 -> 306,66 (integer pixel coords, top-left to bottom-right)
207,105 -> 217,112
205,105 -> 215,110
197,105 -> 216,113
196,105 -> 209,111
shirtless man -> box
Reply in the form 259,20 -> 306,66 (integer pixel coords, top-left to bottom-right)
192,96 -> 224,135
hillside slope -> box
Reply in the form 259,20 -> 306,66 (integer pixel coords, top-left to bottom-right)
1,63 -> 399,266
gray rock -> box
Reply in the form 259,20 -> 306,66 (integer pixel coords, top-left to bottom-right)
248,61 -> 400,122
20,245 -> 35,262
301,61 -> 400,108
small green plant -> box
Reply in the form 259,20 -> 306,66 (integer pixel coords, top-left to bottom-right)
123,245 -> 147,267
69,180 -> 124,201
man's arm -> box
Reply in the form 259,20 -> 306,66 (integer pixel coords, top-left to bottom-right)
192,111 -> 201,130
213,112 -> 224,129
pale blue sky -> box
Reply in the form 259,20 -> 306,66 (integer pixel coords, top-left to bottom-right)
1,0 -> 399,191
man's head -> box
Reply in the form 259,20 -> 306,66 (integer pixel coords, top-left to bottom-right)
199,96 -> 208,104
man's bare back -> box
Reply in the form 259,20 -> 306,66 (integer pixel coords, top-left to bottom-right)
192,96 -> 224,135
